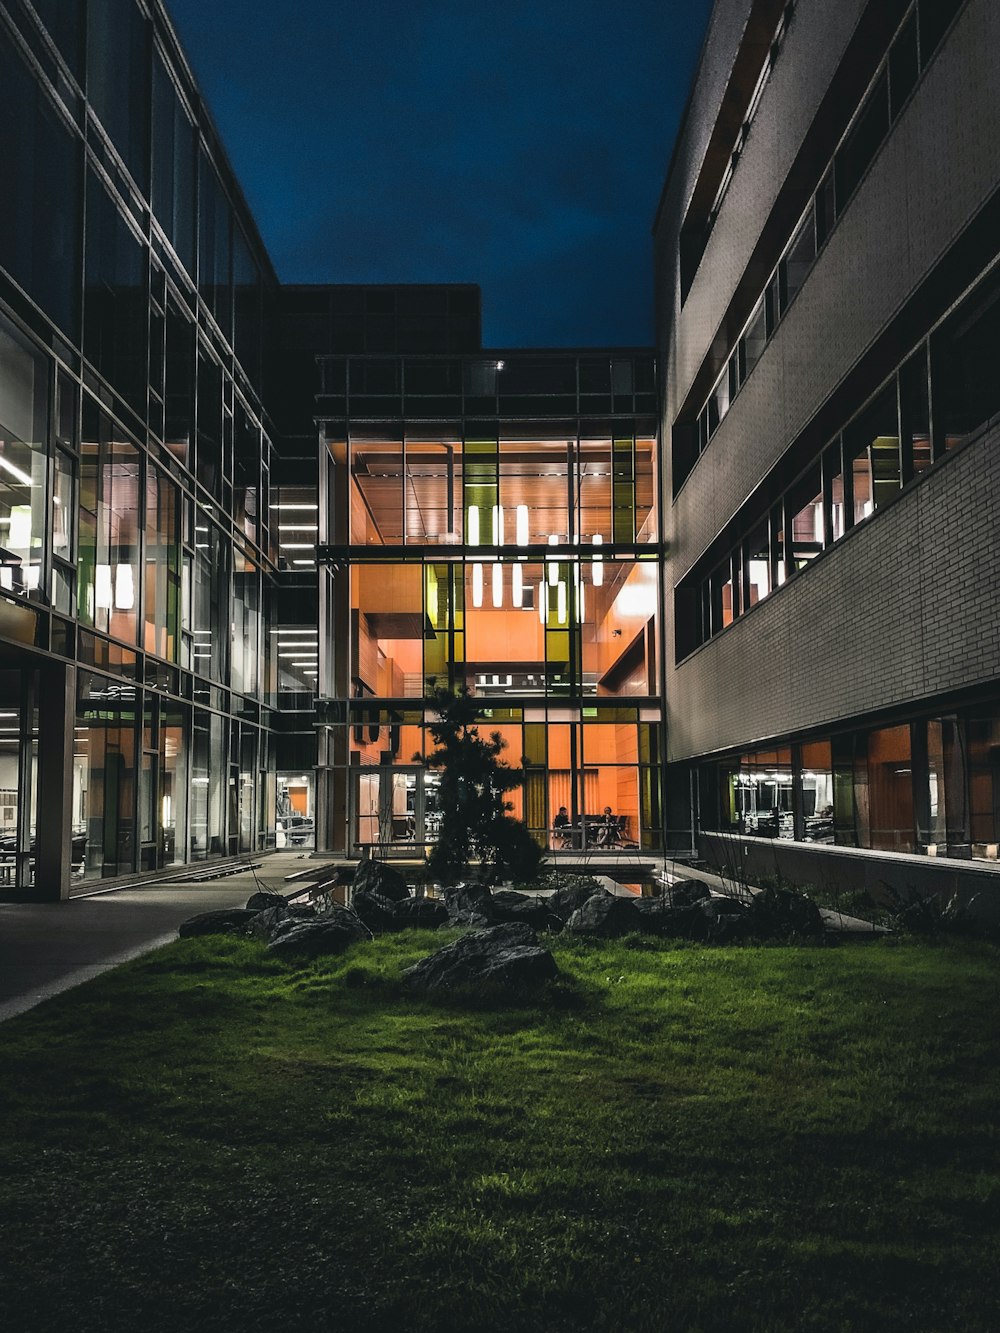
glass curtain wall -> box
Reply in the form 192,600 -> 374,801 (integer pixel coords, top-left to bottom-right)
324,421 -> 663,854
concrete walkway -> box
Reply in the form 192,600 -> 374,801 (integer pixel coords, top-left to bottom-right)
0,852 -> 317,1023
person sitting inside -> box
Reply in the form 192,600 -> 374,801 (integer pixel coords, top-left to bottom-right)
552,806 -> 572,848
596,806 -> 621,847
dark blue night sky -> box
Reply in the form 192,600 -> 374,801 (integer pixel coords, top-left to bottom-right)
164,0 -> 712,348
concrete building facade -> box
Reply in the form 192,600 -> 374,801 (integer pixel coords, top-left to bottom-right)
656,0 -> 1000,891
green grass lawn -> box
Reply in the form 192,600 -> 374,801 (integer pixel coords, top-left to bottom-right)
1,931 -> 999,1332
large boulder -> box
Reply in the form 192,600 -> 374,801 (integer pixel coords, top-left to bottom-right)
246,890 -> 287,912
249,904 -> 290,941
565,893 -> 641,938
546,878 -> 608,921
748,885 -> 824,938
403,922 -> 558,992
631,897 -> 706,939
393,897 -> 450,929
664,878 -> 711,908
352,887 -> 403,934
178,908 -> 258,939
698,894 -> 754,942
352,856 -> 410,902
267,906 -> 371,958
490,889 -> 562,932
442,883 -> 495,928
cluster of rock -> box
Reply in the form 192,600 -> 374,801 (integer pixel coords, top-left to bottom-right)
176,863 -> 825,976
178,889 -> 372,959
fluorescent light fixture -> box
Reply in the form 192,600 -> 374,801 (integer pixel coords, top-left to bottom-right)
95,564 -> 113,611
548,534 -> 559,586
278,524 -> 318,532
467,505 -> 480,546
492,563 -> 503,608
0,455 -> 34,487
491,504 -> 504,545
270,503 -> 319,510
557,581 -> 567,625
592,533 -> 603,586
538,582 -> 548,625
115,564 -> 134,610
278,542 -> 314,550
511,564 -> 523,608
472,562 -> 483,607
516,504 -> 528,547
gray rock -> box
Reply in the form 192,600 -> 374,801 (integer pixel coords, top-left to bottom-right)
352,887 -> 402,934
178,908 -> 259,939
245,891 -> 286,912
699,895 -> 754,942
547,880 -> 608,921
267,906 -> 371,958
631,897 -> 706,939
352,856 -> 410,902
392,897 -> 450,929
664,878 -> 711,907
248,904 -> 292,941
403,922 -> 558,992
490,889 -> 563,932
749,885 -> 824,937
565,892 -> 641,938
443,883 -> 495,927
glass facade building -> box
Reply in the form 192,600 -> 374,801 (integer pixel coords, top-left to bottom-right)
0,0 -> 305,896
313,352 -> 665,857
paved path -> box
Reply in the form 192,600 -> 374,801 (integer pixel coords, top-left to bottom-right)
0,853 -> 315,1023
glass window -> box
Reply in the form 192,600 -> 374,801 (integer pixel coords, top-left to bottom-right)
75,670 -> 138,879
78,409 -> 141,643
152,52 -> 195,274
846,383 -> 900,524
867,724 -> 915,853
0,31 -> 82,335
231,550 -> 260,698
83,173 -> 148,417
186,513 -> 228,682
967,712 -> 1000,858
815,168 -> 837,248
789,467 -> 824,570
782,205 -> 817,311
143,465 -> 180,661
900,346 -> 931,477
889,9 -> 920,120
919,0 -> 965,68
87,0 -> 151,191
836,70 -> 889,205
403,438 -> 461,544
233,225 -> 261,387
742,295 -> 768,379
800,740 -> 834,841
32,0 -> 84,75
931,270 -> 1000,453
164,299 -> 194,465
196,349 -> 223,496
0,316 -> 48,602
198,154 -> 233,341
745,521 -> 771,607
189,707 -> 225,859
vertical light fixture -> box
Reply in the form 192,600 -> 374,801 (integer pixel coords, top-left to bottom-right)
538,582 -> 548,625
492,563 -> 503,607
468,505 -> 480,546
492,504 -> 505,545
95,564 -> 113,611
8,505 -> 31,550
115,563 -> 135,610
511,564 -> 523,608
548,534 -> 559,586
557,581 -> 567,625
516,504 -> 529,547
472,562 -> 484,607
592,533 -> 603,586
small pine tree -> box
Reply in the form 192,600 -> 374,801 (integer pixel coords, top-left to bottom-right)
418,687 -> 543,887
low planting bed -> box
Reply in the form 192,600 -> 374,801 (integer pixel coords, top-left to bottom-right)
0,929 -> 998,1331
